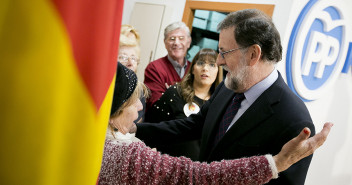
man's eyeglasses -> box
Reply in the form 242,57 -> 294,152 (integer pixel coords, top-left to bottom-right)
218,47 -> 245,59
167,36 -> 187,43
118,55 -> 139,63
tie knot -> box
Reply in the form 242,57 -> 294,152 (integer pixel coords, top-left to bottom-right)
233,93 -> 245,103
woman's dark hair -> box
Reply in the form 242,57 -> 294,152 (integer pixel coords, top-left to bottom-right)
178,48 -> 223,105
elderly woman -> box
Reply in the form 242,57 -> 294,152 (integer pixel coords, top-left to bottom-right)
118,24 -> 140,73
118,24 -> 147,123
120,24 -> 140,44
98,62 -> 332,185
145,48 -> 222,160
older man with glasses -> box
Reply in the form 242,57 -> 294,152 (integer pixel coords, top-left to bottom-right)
144,22 -> 192,110
137,9 -> 315,185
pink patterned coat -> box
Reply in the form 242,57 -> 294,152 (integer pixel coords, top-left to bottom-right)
98,132 -> 277,185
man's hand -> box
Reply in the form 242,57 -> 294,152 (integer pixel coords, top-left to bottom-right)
273,122 -> 333,172
110,116 -> 137,135
129,123 -> 137,133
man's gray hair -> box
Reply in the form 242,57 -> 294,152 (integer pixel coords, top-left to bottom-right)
164,21 -> 191,40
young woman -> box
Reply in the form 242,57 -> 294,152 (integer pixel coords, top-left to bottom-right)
98,62 -> 333,185
144,48 -> 222,160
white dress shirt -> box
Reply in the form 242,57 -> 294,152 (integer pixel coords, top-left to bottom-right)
226,69 -> 279,132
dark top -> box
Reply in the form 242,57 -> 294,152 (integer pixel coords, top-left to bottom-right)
137,72 -> 315,185
134,90 -> 146,123
145,85 -> 205,160
144,56 -> 191,110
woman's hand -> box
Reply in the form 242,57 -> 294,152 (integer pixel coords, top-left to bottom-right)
273,122 -> 333,172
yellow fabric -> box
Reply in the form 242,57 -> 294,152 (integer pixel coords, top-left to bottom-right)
0,0 -> 113,184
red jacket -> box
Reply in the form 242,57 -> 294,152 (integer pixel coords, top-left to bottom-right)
144,56 -> 191,110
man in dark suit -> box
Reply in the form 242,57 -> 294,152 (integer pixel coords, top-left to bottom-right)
135,9 -> 315,185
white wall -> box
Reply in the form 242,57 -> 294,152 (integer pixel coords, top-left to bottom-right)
122,1 -> 352,184
122,0 -> 186,59
122,0 -> 186,25
286,1 -> 352,184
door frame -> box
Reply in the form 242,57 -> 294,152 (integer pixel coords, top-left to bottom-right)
182,0 -> 275,32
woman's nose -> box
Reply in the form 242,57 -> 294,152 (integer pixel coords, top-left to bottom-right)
127,58 -> 134,64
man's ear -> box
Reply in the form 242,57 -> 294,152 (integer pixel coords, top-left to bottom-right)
187,36 -> 192,49
248,44 -> 261,66
164,39 -> 167,47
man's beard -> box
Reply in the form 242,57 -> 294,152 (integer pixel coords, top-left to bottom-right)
224,60 -> 249,92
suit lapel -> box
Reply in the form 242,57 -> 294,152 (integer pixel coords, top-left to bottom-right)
200,84 -> 234,158
213,92 -> 275,152
208,74 -> 286,158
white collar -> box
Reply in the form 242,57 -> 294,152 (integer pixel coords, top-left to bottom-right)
244,69 -> 278,105
106,127 -> 141,144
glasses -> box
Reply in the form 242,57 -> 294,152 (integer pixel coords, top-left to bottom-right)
218,47 -> 245,59
118,55 -> 139,63
167,36 -> 187,43
195,61 -> 217,69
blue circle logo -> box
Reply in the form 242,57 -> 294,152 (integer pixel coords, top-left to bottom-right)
286,0 -> 350,101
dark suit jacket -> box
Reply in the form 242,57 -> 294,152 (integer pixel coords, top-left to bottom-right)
138,72 -> 315,185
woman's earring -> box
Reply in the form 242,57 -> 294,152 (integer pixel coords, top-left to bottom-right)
109,120 -> 118,132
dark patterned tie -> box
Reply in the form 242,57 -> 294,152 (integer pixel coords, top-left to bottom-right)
213,93 -> 245,146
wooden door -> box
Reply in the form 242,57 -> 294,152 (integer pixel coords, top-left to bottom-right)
130,2 -> 165,81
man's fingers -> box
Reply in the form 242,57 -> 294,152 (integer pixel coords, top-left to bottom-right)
129,124 -> 137,133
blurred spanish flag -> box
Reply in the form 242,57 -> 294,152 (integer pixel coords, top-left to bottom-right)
0,0 -> 123,184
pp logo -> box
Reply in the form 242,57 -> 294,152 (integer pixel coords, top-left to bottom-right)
286,0 -> 351,101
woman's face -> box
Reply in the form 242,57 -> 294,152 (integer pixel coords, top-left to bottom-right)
109,98 -> 143,134
192,58 -> 219,87
118,46 -> 139,72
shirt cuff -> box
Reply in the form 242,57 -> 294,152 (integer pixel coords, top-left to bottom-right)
265,154 -> 279,179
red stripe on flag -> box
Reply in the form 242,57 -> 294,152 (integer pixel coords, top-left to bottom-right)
52,0 -> 123,111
